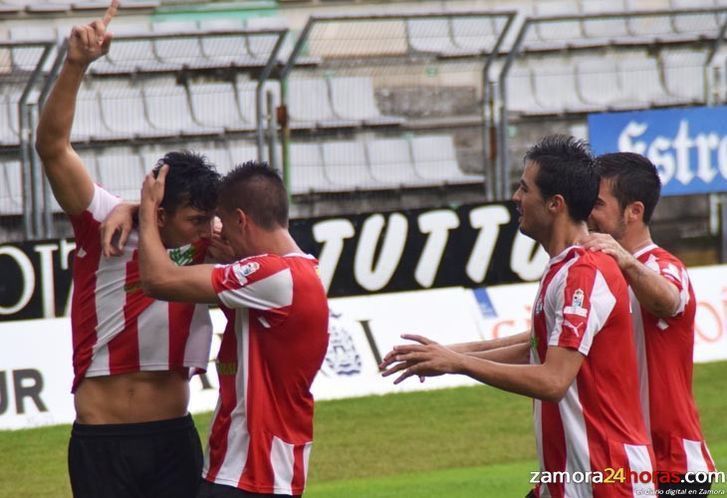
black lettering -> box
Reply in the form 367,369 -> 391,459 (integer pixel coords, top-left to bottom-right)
358,320 -> 382,365
12,369 -> 47,414
0,371 -> 7,415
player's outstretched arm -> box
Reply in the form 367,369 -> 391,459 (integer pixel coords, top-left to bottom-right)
448,331 -> 531,354
466,342 -> 531,364
35,1 -> 118,215
138,165 -> 219,304
382,335 -> 582,403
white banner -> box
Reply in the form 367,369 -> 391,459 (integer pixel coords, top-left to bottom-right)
2,266 -> 726,430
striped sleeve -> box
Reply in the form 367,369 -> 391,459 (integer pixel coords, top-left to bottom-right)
548,262 -> 616,355
211,255 -> 293,325
643,253 -> 690,317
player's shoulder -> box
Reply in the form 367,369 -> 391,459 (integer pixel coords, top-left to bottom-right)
638,244 -> 684,267
569,246 -> 622,278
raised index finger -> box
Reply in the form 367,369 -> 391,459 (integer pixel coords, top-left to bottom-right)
102,0 -> 119,27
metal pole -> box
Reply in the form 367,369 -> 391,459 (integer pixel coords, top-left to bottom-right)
256,29 -> 288,162
497,18 -> 531,201
279,77 -> 291,196
266,90 -> 279,170
481,13 -> 517,202
278,17 -> 316,199
18,42 -> 55,240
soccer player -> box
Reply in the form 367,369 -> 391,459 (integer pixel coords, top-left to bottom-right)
584,152 -> 715,494
381,136 -> 656,498
137,162 -> 329,498
35,4 -> 219,497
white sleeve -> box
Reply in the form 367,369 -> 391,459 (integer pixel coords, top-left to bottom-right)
87,184 -> 122,222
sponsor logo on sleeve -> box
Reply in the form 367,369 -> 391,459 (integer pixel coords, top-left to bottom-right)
564,288 -> 588,317
232,261 -> 260,285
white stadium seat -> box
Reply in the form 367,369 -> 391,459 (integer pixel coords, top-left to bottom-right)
188,82 -> 252,132
328,77 -> 404,126
367,137 -> 433,188
662,51 -> 708,103
96,148 -> 145,202
142,80 -> 223,136
289,142 -> 333,194
287,78 -> 358,129
151,21 -> 204,67
411,135 -> 481,185
322,141 -> 380,190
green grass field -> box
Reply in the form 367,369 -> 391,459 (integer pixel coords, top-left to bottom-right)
2,361 -> 726,497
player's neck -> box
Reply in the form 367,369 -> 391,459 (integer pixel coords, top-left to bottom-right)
544,220 -> 588,258
250,228 -> 303,257
619,225 -> 653,255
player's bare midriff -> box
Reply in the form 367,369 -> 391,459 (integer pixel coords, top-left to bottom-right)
74,369 -> 190,424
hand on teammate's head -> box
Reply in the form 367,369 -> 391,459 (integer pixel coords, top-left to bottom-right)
66,0 -> 118,67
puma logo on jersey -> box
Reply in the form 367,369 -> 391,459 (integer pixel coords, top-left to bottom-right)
562,319 -> 584,338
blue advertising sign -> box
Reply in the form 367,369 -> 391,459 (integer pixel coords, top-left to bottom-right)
588,106 -> 727,196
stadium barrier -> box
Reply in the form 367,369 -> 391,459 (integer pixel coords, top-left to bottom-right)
0,200 -> 545,321
1,264 -> 726,430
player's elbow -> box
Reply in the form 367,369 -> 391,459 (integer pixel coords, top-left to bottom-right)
539,379 -> 569,403
649,295 -> 681,318
139,272 -> 166,299
34,135 -> 65,164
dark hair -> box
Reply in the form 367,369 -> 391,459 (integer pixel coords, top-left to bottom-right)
524,135 -> 597,222
152,151 -> 220,213
218,161 -> 288,229
594,152 -> 661,224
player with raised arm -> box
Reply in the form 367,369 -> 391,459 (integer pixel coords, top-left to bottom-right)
584,152 -> 715,494
35,3 -> 219,496
381,136 -> 656,498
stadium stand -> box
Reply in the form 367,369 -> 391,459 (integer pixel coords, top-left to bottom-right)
0,2 -> 725,247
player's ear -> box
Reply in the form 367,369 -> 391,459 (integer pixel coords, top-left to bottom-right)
627,201 -> 644,223
156,207 -> 166,228
548,194 -> 565,212
235,208 -> 247,228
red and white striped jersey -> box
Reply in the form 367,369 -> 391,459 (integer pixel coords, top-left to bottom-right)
69,184 -> 213,392
531,246 -> 655,498
630,244 -> 714,474
203,253 -> 329,496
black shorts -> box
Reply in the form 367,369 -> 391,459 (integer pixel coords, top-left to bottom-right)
68,414 -> 203,498
197,480 -> 300,498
